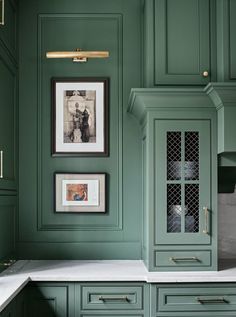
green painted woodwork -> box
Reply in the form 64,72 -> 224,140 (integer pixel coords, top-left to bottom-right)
0,41 -> 17,191
155,120 -> 211,246
81,285 -> 143,310
0,300 -> 16,317
26,283 -> 74,317
0,0 -> 17,62
22,282 -> 148,317
144,0 -> 212,86
0,290 -> 25,317
155,250 -> 211,267
0,194 -> 16,265
128,88 -> 217,271
18,0 -> 143,259
151,283 -> 236,315
205,83 -> 236,153
76,282 -> 149,316
217,0 -> 236,81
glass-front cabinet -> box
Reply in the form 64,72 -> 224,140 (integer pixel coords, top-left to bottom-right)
155,120 -> 211,246
128,88 -> 217,271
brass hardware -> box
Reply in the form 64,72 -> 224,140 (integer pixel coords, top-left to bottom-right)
0,150 -> 3,179
202,71 -> 209,77
170,257 -> 199,262
0,0 -> 4,25
0,259 -> 16,267
46,48 -> 109,63
203,206 -> 209,234
196,297 -> 228,304
99,296 -> 129,302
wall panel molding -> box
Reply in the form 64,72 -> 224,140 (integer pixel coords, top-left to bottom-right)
36,14 -> 123,232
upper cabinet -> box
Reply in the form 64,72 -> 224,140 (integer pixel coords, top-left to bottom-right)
144,0 -> 212,86
0,46 -> 17,191
128,88 -> 217,271
217,0 -> 236,82
0,0 -> 17,62
0,0 -> 17,191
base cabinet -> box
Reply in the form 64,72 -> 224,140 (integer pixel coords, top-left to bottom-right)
0,194 -> 16,267
151,283 -> 236,316
4,282 -> 236,317
24,282 -> 148,317
25,283 -> 73,317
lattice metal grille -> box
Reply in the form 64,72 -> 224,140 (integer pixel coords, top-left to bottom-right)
167,132 -> 181,180
185,184 -> 199,233
185,132 -> 199,180
167,184 -> 181,233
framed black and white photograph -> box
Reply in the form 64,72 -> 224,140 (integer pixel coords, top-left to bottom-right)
52,78 -> 108,156
54,173 -> 106,213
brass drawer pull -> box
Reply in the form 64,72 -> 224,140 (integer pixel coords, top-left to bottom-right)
203,206 -> 210,235
196,297 -> 228,304
170,257 -> 199,262
99,296 -> 129,302
0,0 -> 4,25
0,150 -> 3,179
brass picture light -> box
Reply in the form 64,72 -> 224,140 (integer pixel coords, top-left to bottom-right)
46,48 -> 109,63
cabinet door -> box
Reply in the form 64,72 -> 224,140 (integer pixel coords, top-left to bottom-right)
0,194 -> 16,266
155,120 -> 211,245
26,284 -> 72,317
217,0 -> 236,81
154,0 -> 210,85
0,300 -> 16,317
0,49 -> 17,190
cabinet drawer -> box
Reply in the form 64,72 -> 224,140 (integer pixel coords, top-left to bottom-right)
155,250 -> 211,268
158,286 -> 236,312
81,285 -> 143,310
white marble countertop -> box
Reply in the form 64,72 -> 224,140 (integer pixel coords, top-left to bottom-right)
1,260 -> 236,312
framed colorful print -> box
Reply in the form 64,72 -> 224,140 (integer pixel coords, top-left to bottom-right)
52,78 -> 108,156
54,173 -> 106,213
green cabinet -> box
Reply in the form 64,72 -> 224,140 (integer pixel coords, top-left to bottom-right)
0,290 -> 25,317
144,0 -> 212,86
0,194 -> 16,267
151,283 -> 236,316
128,88 -> 217,271
0,0 -> 17,61
77,282 -> 148,316
0,301 -> 16,317
23,282 -> 148,317
26,283 -> 73,317
0,46 -> 17,191
217,0 -> 236,82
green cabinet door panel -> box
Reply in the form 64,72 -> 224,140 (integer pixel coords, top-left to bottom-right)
0,46 -> 17,191
26,283 -> 74,317
145,0 -> 211,86
217,0 -> 236,81
0,300 -> 16,317
0,0 -> 17,61
0,194 -> 16,265
155,120 -> 211,245
151,283 -> 236,315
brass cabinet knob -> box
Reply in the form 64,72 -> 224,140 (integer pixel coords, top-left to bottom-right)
202,71 -> 209,77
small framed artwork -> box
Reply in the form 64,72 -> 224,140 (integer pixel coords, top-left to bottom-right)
54,173 -> 106,213
52,77 -> 108,156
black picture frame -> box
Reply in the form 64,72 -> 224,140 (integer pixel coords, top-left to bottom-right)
52,77 -> 109,157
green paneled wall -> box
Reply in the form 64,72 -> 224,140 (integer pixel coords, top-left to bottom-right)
18,0 -> 143,259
